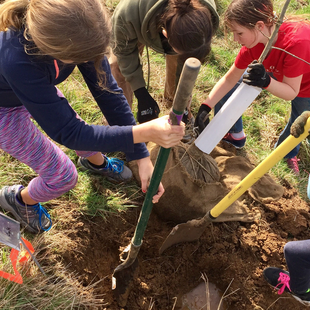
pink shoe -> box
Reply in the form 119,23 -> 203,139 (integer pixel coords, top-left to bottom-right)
286,157 -> 300,175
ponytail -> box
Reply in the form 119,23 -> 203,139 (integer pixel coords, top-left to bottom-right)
169,0 -> 192,14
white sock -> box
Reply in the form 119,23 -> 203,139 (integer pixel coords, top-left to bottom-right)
231,131 -> 246,139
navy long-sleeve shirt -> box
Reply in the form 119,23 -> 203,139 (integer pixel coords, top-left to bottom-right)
0,29 -> 149,162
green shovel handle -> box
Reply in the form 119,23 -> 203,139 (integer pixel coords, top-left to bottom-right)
132,58 -> 201,246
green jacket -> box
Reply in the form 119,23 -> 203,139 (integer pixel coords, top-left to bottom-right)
112,0 -> 219,91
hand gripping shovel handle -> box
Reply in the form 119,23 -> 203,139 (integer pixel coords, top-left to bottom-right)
112,58 -> 201,307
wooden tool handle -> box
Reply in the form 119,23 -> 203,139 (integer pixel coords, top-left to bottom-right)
169,58 -> 201,125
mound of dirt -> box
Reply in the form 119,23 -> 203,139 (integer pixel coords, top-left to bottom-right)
53,144 -> 310,310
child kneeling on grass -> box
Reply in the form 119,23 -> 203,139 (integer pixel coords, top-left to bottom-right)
0,0 -> 184,234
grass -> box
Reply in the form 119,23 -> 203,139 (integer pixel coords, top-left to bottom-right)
0,0 -> 310,308
0,234 -> 105,309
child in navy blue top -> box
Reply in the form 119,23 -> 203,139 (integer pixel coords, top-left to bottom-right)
0,0 -> 184,234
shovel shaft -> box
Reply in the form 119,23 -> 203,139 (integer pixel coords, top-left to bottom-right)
210,117 -> 310,219
172,58 -> 202,114
132,147 -> 171,246
112,59 -> 200,307
132,57 -> 201,247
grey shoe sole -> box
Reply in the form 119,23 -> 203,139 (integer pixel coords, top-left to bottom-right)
222,138 -> 246,149
0,186 -> 37,233
292,295 -> 310,306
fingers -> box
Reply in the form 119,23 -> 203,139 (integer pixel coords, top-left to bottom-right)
140,178 -> 165,204
249,60 -> 258,67
165,129 -> 184,147
159,137 -> 182,148
140,175 -> 148,194
242,77 -> 255,86
169,123 -> 185,135
247,63 -> 256,70
246,67 -> 261,75
196,111 -> 210,133
147,115 -> 184,148
247,61 -> 263,74
291,123 -> 304,138
152,183 -> 165,204
159,117 -> 184,147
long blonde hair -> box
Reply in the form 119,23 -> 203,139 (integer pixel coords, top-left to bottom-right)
0,0 -> 111,84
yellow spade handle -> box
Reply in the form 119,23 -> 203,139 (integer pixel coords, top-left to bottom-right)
210,117 -> 310,219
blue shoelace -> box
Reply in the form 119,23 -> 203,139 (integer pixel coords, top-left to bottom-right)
105,157 -> 124,174
33,203 -> 52,231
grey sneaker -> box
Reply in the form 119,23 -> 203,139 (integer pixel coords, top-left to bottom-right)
77,155 -> 132,183
0,185 -> 52,234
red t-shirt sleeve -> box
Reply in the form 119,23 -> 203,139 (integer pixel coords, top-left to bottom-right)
235,47 -> 253,69
235,44 -> 266,69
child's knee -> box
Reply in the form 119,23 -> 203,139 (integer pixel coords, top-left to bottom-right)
57,161 -> 78,190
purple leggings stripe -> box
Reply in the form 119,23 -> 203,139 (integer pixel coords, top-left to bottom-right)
0,106 -> 80,202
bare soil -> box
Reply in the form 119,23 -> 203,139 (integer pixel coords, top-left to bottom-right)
55,145 -> 310,310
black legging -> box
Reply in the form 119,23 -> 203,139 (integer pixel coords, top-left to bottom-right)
284,240 -> 310,294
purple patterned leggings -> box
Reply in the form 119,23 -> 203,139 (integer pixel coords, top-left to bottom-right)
0,105 -> 97,202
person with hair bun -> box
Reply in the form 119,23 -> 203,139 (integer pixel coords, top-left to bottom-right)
110,0 -> 219,124
0,0 -> 184,234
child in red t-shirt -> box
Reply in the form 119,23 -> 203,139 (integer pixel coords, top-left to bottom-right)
194,0 -> 310,175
